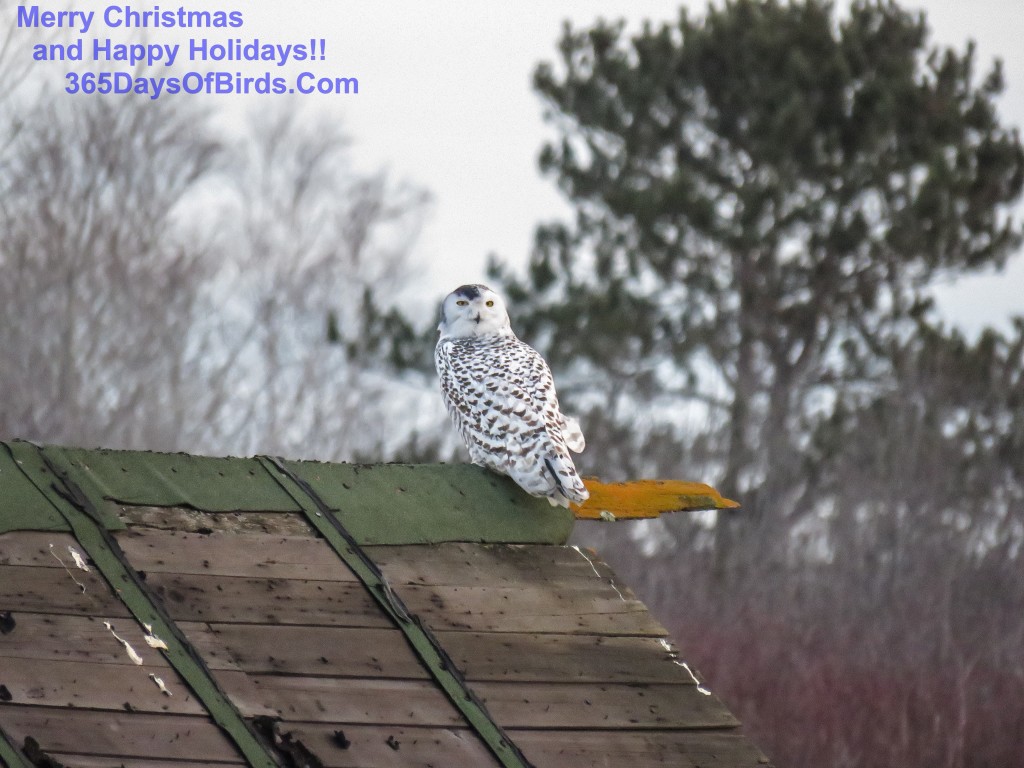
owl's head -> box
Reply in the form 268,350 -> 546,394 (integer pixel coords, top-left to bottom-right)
438,284 -> 512,339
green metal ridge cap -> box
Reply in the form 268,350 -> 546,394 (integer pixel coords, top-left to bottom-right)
41,444 -> 302,517
0,441 -> 573,544
0,442 -> 70,534
281,459 -> 575,545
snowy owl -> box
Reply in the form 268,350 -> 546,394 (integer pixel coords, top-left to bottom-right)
435,284 -> 589,508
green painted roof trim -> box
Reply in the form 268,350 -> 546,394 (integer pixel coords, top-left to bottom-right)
53,446 -> 302,516
0,443 -> 574,545
0,443 -> 68,533
283,459 -> 574,545
0,724 -> 34,768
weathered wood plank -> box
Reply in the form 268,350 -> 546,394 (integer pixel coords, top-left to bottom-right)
181,623 -> 429,678
373,543 -> 664,635
396,582 -> 665,636
177,623 -> 699,685
437,631 -> 702,684
274,723 -> 497,768
117,506 -> 314,536
368,542 -> 621,587
217,675 -> 735,730
0,660 -> 732,732
0,657 -> 206,715
474,682 -> 738,730
116,528 -> 358,581
0,532 -> 84,567
0,705 -> 242,763
140,569 -> 660,636
144,572 -> 391,627
0,564 -> 130,617
116,532 -> 621,587
0,613 -> 173,668
217,674 -> 464,726
119,533 -> 657,634
512,729 -> 771,768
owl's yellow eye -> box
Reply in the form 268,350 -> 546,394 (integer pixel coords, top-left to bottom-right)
486,300 -> 494,307
456,300 -> 468,306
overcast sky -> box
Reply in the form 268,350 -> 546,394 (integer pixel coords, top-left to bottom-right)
15,1 -> 1024,334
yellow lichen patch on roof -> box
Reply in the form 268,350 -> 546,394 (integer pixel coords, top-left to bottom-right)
573,478 -> 739,520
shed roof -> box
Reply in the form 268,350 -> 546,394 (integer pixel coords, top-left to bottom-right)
0,441 -> 772,768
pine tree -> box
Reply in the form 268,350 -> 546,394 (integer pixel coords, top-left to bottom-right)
494,0 -> 1024,572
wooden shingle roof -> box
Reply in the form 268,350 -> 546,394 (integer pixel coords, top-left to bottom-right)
0,441 -> 772,768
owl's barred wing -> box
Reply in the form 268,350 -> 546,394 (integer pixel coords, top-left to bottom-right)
478,375 -> 587,507
518,347 -> 586,458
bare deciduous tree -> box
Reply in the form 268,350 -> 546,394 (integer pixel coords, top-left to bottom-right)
0,91 -> 432,460
0,94 -> 222,450
188,104 -> 432,458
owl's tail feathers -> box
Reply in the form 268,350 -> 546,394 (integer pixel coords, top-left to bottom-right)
560,415 -> 585,453
571,479 -> 739,519
542,456 -> 589,508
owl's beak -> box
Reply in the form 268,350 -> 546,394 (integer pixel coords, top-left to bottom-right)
472,313 -> 482,323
